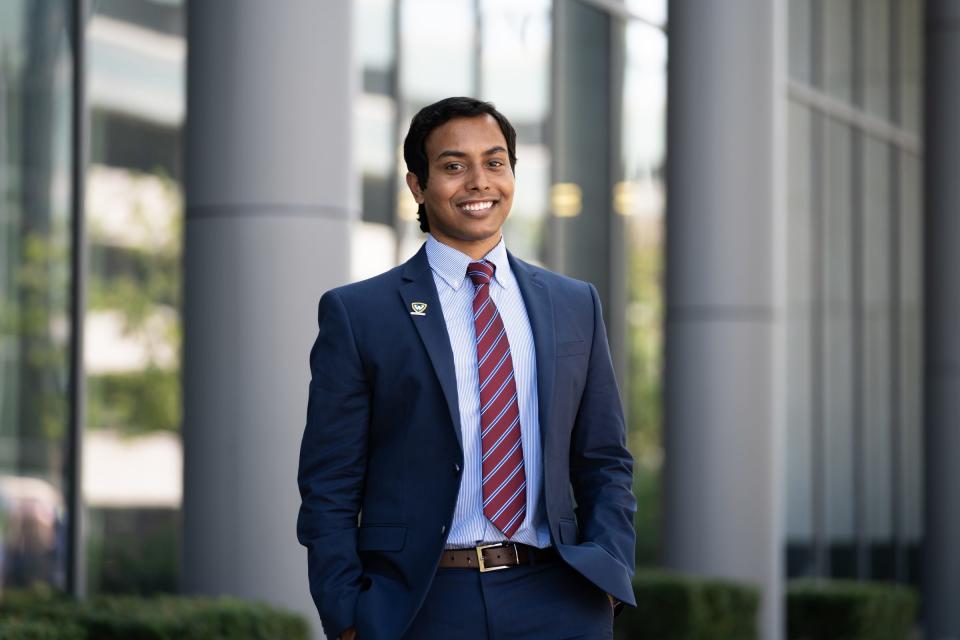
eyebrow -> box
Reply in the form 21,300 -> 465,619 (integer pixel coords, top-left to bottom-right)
435,146 -> 508,161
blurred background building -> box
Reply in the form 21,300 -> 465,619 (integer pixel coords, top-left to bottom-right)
3,0 -> 958,639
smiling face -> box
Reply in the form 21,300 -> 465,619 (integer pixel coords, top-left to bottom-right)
405,114 -> 515,259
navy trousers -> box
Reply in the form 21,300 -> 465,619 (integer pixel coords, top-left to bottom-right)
401,558 -> 614,639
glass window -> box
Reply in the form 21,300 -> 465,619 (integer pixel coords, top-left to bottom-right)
822,118 -> 855,574
84,0 -> 185,596
785,103 -> 814,558
897,0 -> 922,134
357,94 -> 399,228
357,0 -> 399,229
620,18 -> 666,567
789,0 -> 814,84
623,0 -> 666,28
898,151 -> 922,561
823,0 -> 854,104
358,0 -> 396,94
861,136 -> 893,560
396,0 -> 477,258
785,0 -> 923,586
0,0 -> 75,592
861,0 -> 892,119
479,0 -> 552,264
399,0 -> 475,110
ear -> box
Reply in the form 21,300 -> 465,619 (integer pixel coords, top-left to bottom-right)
405,172 -> 425,204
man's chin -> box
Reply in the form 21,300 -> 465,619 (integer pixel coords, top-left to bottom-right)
456,228 -> 504,245
430,227 -> 504,254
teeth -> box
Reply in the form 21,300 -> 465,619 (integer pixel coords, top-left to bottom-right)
461,201 -> 494,212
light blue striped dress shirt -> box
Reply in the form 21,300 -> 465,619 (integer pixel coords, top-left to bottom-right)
425,234 -> 551,549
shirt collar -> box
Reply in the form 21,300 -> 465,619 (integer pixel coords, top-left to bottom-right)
425,234 -> 514,292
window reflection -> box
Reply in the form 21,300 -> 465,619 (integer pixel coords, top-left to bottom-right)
784,0 -> 924,583
84,0 -> 184,596
480,0 -> 551,264
396,0 -> 476,258
620,17 -> 666,568
624,0 -> 667,27
0,0 -> 75,592
823,0 -> 854,103
400,0 -> 475,109
357,0 -> 399,232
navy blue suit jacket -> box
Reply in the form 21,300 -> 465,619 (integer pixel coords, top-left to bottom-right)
297,244 -> 636,640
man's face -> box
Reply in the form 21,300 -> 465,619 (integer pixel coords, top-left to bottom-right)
406,114 -> 515,257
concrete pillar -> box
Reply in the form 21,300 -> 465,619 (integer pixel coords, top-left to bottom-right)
182,2 -> 354,638
663,2 -> 786,639
923,2 -> 960,638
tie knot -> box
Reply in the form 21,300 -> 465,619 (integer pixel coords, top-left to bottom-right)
467,260 -> 495,287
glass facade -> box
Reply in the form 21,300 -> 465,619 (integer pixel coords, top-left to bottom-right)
480,0 -> 552,265
1,0 -> 185,597
785,0 -> 924,585
356,0 -> 398,230
83,0 -> 185,595
619,16 -> 666,567
0,0 -> 75,591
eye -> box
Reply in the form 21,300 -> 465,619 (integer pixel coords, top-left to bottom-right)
445,162 -> 464,171
488,159 -> 504,168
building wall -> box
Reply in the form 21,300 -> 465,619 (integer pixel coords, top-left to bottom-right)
783,0 -> 924,585
0,0 -> 77,592
83,0 -> 186,596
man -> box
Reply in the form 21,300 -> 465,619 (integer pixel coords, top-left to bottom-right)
297,97 -> 636,640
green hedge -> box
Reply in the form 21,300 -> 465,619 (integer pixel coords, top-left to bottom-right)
0,618 -> 85,640
0,587 -> 309,640
787,579 -> 919,640
616,570 -> 760,640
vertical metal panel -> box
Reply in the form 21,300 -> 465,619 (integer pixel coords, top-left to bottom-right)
923,0 -> 960,634
66,0 -> 88,599
810,0 -> 830,579
888,0 -> 906,584
851,123 -> 867,580
851,0 -> 867,581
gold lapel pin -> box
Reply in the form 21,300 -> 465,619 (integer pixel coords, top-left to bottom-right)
410,302 -> 428,316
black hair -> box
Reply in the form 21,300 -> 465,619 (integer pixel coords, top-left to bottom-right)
402,97 -> 518,232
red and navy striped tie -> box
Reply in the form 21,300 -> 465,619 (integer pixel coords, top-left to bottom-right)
467,260 -> 526,538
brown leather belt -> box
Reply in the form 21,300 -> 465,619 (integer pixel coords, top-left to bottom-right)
439,542 -> 559,572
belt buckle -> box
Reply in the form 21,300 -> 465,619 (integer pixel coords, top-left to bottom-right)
476,542 -> 518,573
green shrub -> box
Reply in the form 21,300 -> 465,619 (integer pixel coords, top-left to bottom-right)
0,618 -> 85,640
85,507 -> 179,595
787,578 -> 919,640
616,569 -> 760,640
0,588 -> 308,640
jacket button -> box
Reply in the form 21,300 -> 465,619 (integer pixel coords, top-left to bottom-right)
453,463 -> 461,473
440,525 -> 446,535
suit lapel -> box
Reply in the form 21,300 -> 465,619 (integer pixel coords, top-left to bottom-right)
508,252 -> 556,441
399,245 -> 463,449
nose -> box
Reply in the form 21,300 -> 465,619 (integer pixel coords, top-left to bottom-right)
465,164 -> 490,191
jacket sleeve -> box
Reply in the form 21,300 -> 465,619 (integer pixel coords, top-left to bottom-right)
569,283 -> 637,600
297,289 -> 370,639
